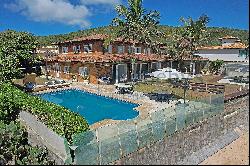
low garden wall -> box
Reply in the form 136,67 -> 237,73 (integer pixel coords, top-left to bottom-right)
19,111 -> 72,165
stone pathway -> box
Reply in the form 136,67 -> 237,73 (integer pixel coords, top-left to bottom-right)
177,130 -> 240,165
200,131 -> 249,165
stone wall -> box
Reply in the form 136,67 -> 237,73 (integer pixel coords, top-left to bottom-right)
113,96 -> 249,165
19,111 -> 71,165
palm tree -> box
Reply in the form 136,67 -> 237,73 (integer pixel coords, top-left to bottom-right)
110,0 -> 163,53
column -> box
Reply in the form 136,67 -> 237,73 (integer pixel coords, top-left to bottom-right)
139,63 -> 142,79
115,64 -> 119,83
193,62 -> 196,75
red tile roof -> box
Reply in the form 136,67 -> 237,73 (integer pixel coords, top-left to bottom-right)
46,53 -> 208,63
218,36 -> 239,40
47,53 -> 166,63
58,34 -> 140,44
197,42 -> 247,50
71,34 -> 108,42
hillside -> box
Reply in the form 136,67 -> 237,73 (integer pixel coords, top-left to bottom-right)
36,25 -> 249,46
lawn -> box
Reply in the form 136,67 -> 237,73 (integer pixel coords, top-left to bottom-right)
134,75 -> 245,100
134,79 -> 214,101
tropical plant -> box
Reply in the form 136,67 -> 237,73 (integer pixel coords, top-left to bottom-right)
0,30 -> 39,82
111,0 -> 163,52
209,59 -> 224,74
166,15 -> 210,72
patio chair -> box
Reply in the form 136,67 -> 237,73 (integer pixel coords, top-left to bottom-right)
98,76 -> 111,85
24,82 -> 36,92
24,82 -> 47,92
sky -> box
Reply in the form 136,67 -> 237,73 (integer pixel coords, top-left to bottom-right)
0,0 -> 249,36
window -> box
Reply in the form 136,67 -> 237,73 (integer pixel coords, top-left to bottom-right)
239,50 -> 248,58
73,45 -> 81,54
108,45 -> 112,54
64,66 -> 70,74
147,48 -> 151,55
79,67 -> 89,77
117,46 -> 125,54
128,46 -> 133,54
83,44 -> 93,53
54,63 -> 61,73
62,47 -> 68,53
47,65 -> 51,72
134,47 -> 141,54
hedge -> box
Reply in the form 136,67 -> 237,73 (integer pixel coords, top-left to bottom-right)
0,83 -> 89,143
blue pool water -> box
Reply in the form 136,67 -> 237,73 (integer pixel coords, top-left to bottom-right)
38,89 -> 139,125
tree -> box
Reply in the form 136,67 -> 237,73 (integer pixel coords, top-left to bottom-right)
209,59 -> 224,75
110,0 -> 163,52
167,15 -> 210,73
0,30 -> 38,82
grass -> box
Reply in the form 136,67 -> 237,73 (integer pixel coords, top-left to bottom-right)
134,75 -> 245,100
134,79 -> 215,101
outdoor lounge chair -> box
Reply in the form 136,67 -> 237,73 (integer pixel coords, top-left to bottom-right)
45,81 -> 58,89
32,85 -> 47,92
115,83 -> 133,94
54,79 -> 70,88
24,82 -> 47,92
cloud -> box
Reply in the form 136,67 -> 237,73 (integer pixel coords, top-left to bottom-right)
4,0 -> 94,28
80,0 -> 121,6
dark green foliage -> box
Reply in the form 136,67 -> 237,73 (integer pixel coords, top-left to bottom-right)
0,30 -> 40,82
0,121 -> 54,165
0,83 -> 89,143
209,60 -> 224,74
111,0 -> 163,52
35,26 -> 248,47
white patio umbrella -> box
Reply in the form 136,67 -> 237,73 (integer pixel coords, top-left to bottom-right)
149,67 -> 192,105
150,67 -> 193,80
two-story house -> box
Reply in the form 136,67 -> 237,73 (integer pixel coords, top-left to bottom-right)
45,34 -> 165,84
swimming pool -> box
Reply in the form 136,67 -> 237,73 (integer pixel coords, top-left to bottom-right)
38,89 -> 139,125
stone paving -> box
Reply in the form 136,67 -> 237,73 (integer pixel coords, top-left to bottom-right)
177,129 -> 240,165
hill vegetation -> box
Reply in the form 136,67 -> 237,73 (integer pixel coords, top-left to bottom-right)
36,25 -> 249,46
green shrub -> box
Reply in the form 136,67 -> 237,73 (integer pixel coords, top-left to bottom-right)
0,121 -> 54,165
0,83 -> 89,143
0,94 -> 20,124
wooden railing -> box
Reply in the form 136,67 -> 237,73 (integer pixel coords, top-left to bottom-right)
189,82 -> 225,94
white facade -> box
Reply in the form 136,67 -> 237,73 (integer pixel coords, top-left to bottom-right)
196,49 -> 248,62
221,38 -> 238,46
196,36 -> 248,62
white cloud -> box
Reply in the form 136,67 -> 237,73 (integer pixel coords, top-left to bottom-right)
80,0 -> 121,6
4,0 -> 93,27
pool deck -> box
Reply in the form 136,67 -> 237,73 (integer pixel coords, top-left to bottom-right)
34,82 -> 176,129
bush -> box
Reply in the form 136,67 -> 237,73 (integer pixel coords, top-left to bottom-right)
0,121 -> 54,165
0,91 -> 21,124
209,59 -> 224,74
0,83 -> 89,143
